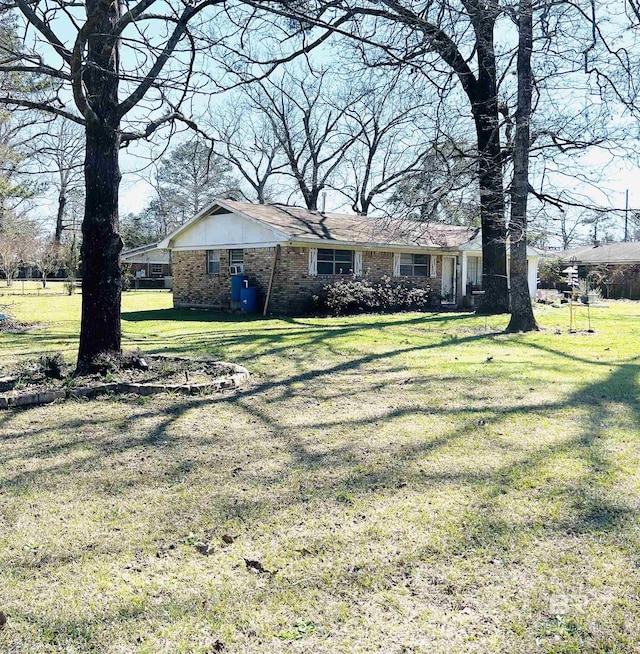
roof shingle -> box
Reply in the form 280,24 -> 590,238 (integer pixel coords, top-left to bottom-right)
217,199 -> 478,249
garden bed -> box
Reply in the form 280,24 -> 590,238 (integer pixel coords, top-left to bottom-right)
0,353 -> 250,409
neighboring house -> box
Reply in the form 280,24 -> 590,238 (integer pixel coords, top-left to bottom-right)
557,242 -> 640,299
120,243 -> 172,279
158,199 -> 539,314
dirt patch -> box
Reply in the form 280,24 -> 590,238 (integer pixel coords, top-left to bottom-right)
1,353 -> 239,396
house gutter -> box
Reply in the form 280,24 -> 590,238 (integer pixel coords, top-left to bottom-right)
287,238 -> 462,254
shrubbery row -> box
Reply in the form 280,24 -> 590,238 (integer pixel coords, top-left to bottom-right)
319,276 -> 441,316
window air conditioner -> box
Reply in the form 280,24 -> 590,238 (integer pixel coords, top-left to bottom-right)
229,264 -> 244,275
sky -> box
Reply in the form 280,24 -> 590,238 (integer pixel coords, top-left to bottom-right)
13,0 -> 640,248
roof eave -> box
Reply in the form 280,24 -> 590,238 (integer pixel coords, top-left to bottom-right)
289,237 -> 462,252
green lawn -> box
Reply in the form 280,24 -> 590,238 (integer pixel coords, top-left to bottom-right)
1,292 -> 639,653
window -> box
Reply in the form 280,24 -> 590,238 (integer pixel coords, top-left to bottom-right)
317,248 -> 354,275
229,249 -> 244,266
150,263 -> 163,276
467,257 -> 481,286
399,253 -> 429,277
207,250 -> 220,275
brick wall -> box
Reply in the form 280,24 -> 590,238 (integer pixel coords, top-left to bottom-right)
173,247 -> 444,314
173,249 -> 231,308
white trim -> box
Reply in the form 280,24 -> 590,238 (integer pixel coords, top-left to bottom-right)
527,256 -> 539,297
429,255 -> 437,278
393,252 -> 401,277
121,258 -> 169,265
170,240 -> 287,251
441,255 -> 457,304
354,250 -> 363,276
461,252 -> 468,297
291,238 -> 455,255
308,248 -> 318,276
158,201 -> 291,249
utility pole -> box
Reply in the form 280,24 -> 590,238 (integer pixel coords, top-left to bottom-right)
624,189 -> 629,242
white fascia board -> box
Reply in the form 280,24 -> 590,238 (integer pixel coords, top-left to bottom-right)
158,201 -> 292,249
289,239 -> 458,254
170,240 -> 288,251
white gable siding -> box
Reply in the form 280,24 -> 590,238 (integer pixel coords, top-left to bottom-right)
121,248 -> 170,264
170,211 -> 286,250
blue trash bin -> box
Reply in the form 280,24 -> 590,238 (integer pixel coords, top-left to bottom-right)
231,274 -> 248,302
240,286 -> 258,313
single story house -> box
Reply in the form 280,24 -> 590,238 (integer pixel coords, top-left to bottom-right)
557,242 -> 640,299
158,199 -> 539,314
120,243 -> 172,279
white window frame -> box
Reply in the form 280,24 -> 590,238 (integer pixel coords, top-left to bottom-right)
150,263 -> 163,276
207,250 -> 220,275
467,256 -> 482,286
317,248 -> 354,275
398,253 -> 430,277
229,249 -> 244,266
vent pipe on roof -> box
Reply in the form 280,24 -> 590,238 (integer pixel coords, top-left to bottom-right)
321,192 -> 327,214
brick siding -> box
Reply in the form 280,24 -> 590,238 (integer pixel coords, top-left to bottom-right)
173,247 -> 444,314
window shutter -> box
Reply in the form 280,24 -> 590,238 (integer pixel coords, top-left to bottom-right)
393,252 -> 401,277
354,251 -> 363,276
308,248 -> 318,276
429,255 -> 437,278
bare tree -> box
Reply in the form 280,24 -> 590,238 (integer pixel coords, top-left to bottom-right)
0,214 -> 33,285
388,140 -> 479,224
211,100 -> 287,204
243,68 -> 365,211
335,75 -> 439,216
506,0 -> 537,332
35,122 -> 85,244
33,236 -> 60,287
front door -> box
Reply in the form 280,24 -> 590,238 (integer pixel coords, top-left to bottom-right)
441,256 -> 457,304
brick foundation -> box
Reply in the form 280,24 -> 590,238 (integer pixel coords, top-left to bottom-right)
173,247 -> 444,314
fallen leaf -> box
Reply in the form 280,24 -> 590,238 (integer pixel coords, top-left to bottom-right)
0,611 -> 6,630
210,640 -> 225,652
244,558 -> 271,574
195,543 -> 210,555
221,534 -> 235,544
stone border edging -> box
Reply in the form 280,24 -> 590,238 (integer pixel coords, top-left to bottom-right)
0,360 -> 250,410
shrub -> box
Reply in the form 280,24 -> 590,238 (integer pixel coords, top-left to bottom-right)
90,348 -> 149,375
13,351 -> 67,384
37,352 -> 66,379
321,276 -> 441,316
121,264 -> 134,291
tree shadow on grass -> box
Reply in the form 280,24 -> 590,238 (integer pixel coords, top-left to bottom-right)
1,327 -> 640,651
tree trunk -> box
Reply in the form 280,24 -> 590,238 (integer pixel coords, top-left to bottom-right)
506,0 -> 538,333
77,123 -> 123,366
469,15 -> 509,315
76,0 -> 123,368
55,188 -> 66,244
474,108 -> 509,314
